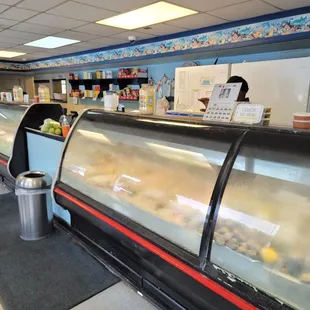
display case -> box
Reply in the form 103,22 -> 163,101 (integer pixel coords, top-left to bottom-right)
54,110 -> 310,310
0,103 -> 26,158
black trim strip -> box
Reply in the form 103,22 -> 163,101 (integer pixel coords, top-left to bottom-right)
199,130 -> 249,264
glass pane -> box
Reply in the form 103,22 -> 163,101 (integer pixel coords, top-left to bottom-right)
210,137 -> 310,310
0,106 -> 24,156
60,114 -> 233,255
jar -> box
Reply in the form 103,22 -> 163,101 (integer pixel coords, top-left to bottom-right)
96,70 -> 102,79
139,84 -> 155,115
38,84 -> 50,103
13,85 -> 23,102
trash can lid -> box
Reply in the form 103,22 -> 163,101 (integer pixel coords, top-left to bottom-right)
15,171 -> 52,190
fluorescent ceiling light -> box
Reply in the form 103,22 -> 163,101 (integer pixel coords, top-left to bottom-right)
96,1 -> 197,30
25,36 -> 80,49
0,51 -> 26,58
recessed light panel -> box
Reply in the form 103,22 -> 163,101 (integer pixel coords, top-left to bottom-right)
25,36 -> 80,49
0,51 -> 26,58
96,1 -> 197,30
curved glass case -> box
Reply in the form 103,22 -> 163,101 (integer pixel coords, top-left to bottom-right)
210,130 -> 310,310
0,103 -> 26,157
59,111 -> 242,255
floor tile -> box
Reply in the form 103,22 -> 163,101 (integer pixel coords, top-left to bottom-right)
71,282 -> 158,310
0,182 -> 10,195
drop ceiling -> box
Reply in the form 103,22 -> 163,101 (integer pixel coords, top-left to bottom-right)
0,0 -> 308,61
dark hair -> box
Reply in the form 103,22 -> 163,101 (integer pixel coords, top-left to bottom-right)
226,76 -> 249,93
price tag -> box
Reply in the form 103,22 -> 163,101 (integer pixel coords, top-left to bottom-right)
233,104 -> 264,124
72,97 -> 78,104
92,97 -> 97,101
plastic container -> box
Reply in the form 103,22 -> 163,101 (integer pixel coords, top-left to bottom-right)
61,115 -> 70,137
96,70 -> 102,79
139,84 -> 155,115
293,113 -> 310,121
13,85 -> 23,102
104,92 -> 119,111
293,120 -> 310,129
38,85 -> 50,103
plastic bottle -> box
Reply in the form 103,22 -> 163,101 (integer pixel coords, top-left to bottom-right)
59,108 -> 68,124
139,84 -> 155,115
13,85 -> 23,102
38,84 -> 50,103
61,115 -> 70,138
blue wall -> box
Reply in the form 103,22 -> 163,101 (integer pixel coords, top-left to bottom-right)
26,132 -> 71,224
68,47 -> 310,110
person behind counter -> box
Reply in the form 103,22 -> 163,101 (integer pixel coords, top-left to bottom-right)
199,76 -> 250,111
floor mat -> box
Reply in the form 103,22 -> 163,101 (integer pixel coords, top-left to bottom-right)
0,193 -> 119,310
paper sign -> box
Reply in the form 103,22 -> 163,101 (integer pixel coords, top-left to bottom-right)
209,83 -> 242,104
72,97 -> 78,105
23,94 -> 29,103
233,104 -> 264,124
203,102 -> 237,122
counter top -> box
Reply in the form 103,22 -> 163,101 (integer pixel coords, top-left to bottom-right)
89,110 -> 310,137
25,127 -> 65,142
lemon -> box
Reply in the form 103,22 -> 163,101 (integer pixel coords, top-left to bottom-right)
260,247 -> 278,264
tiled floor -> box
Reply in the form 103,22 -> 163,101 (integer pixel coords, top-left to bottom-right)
71,282 -> 158,310
0,182 -> 10,195
0,182 -> 159,310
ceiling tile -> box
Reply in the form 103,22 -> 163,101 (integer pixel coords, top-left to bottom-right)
47,1 -> 116,22
110,31 -> 155,41
17,0 -> 67,12
11,44 -> 51,52
0,36 -> 27,44
74,0 -> 157,13
26,13 -> 88,29
0,29 -> 44,40
10,22 -> 63,35
0,41 -> 17,48
168,0 -> 249,12
0,4 -> 8,13
0,0 -> 20,4
73,23 -> 124,36
54,42 -> 101,54
208,0 -> 280,21
263,0 -> 310,9
0,17 -> 19,27
137,24 -> 187,36
88,36 -> 125,46
55,30 -> 101,41
166,13 -> 227,29
0,7 -> 38,21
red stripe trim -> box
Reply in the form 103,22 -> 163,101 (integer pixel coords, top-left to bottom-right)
55,187 -> 257,310
0,158 -> 7,166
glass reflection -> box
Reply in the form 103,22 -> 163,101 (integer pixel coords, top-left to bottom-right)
61,119 -> 230,254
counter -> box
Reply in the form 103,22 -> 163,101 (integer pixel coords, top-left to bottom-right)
53,110 -> 310,310
0,103 -> 27,187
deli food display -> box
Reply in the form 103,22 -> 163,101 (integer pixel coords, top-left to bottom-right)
0,103 -> 26,157
60,114 -> 237,255
55,110 -> 310,310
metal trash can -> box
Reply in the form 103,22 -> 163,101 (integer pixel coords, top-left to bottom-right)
15,171 -> 53,241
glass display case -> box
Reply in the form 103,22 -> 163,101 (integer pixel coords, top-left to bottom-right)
59,111 -> 242,255
210,130 -> 310,310
56,110 -> 310,310
0,103 -> 26,157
